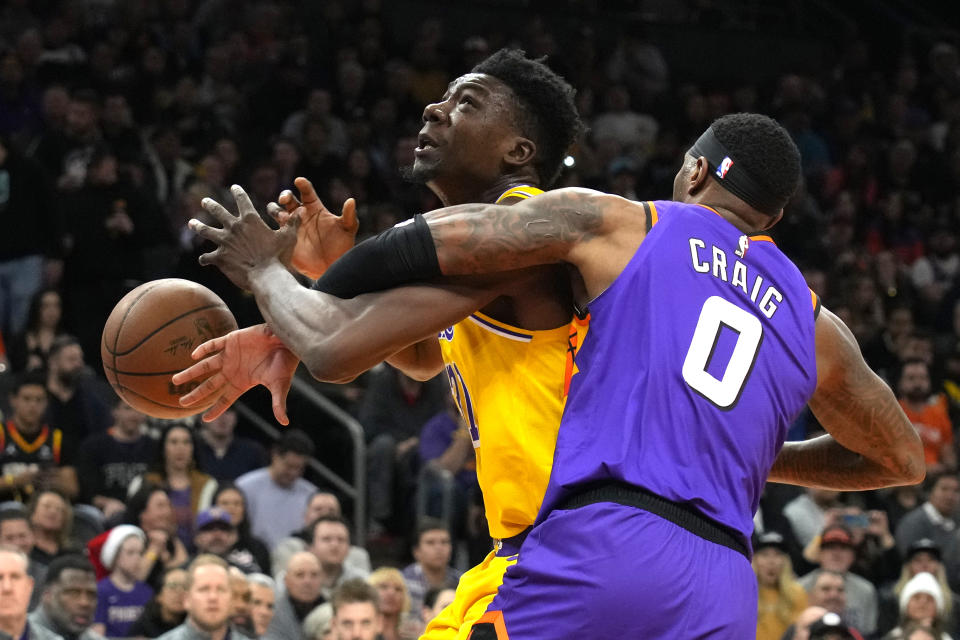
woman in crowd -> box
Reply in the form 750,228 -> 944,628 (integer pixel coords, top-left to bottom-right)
212,481 -> 271,574
884,572 -> 954,640
368,567 -> 419,640
127,567 -> 188,638
753,531 -> 808,640
131,424 -> 216,547
28,489 -> 75,563
6,288 -> 67,372
880,539 -> 960,637
124,484 -> 189,588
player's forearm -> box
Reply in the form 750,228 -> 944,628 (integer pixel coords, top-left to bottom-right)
249,262 -> 496,383
385,340 -> 444,381
768,435 -> 919,490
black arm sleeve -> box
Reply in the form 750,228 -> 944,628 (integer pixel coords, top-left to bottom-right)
312,214 -> 441,298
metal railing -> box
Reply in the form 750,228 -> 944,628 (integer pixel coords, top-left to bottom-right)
233,374 -> 367,545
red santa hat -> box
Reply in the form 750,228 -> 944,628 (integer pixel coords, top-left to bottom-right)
86,525 -> 145,580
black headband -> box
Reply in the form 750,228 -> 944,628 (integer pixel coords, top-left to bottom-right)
688,127 -> 784,216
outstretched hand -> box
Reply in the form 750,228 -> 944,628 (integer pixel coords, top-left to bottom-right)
189,184 -> 300,291
171,324 -> 300,424
265,176 -> 359,279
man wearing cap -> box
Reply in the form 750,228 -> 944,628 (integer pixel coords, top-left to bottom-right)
800,525 -> 878,636
193,508 -> 261,575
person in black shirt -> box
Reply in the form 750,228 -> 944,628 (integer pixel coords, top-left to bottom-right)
75,394 -> 157,518
195,410 -> 266,482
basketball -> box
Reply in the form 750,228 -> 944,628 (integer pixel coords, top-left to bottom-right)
101,278 -> 238,419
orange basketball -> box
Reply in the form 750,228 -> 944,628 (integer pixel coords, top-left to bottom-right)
101,278 -> 238,418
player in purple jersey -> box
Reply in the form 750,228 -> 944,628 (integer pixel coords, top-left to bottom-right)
183,113 -> 924,638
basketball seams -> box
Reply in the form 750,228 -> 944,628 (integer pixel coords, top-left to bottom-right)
108,281 -> 160,406
105,302 -> 230,356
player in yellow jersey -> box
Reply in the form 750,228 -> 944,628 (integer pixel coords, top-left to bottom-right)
174,49 -> 584,640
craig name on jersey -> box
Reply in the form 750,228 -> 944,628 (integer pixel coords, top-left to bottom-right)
688,235 -> 783,319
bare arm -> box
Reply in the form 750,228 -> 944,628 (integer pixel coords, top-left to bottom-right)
424,188 -> 647,298
247,262 -> 499,383
385,340 -> 444,381
768,308 -> 925,490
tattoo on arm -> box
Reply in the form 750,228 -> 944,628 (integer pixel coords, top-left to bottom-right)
427,189 -> 609,275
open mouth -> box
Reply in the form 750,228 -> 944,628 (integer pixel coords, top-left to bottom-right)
416,132 -> 439,151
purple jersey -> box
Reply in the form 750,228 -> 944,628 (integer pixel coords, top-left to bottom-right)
540,201 -> 818,543
95,577 -> 153,638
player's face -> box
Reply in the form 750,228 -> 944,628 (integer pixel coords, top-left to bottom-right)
10,383 -> 48,427
334,601 -> 381,640
185,565 -> 232,632
672,154 -> 696,202
413,73 -> 524,188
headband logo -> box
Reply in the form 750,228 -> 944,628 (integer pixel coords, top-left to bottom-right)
717,157 -> 734,179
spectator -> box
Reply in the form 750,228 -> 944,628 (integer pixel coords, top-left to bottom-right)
247,574 -> 276,639
809,611 -> 864,640
131,425 -> 216,548
359,367 -> 446,534
29,554 -> 105,640
227,567 -> 253,638
896,472 -> 960,555
1,372 -> 76,500
195,411 -> 267,482
272,492 -> 369,583
417,401 -> 475,540
301,603 -> 333,640
28,490 -> 76,565
0,510 -> 45,602
155,555 -> 234,640
43,336 -> 110,453
0,137 -> 57,340
330,578 -> 382,640
90,526 -> 153,638
5,288 -> 66,373
0,546 -> 59,640
785,488 -> 842,547
368,568 -> 418,640
267,551 -> 324,640
75,395 -> 155,517
800,526 -> 879,636
193,508 -> 261,575
311,517 -> 368,600
211,484 -> 270,575
122,485 -> 189,589
882,539 -> 960,637
899,360 -> 955,473
126,568 -> 188,639
754,531 -> 808,640
236,430 -> 317,550
420,587 -> 455,628
884,572 -> 954,640
401,520 -> 459,618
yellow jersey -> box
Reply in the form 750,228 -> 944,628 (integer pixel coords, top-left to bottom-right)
436,185 -> 588,540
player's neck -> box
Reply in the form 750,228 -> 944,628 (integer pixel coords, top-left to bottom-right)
430,174 -> 539,207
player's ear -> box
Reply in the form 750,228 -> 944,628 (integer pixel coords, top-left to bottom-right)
687,156 -> 711,195
503,136 -> 537,169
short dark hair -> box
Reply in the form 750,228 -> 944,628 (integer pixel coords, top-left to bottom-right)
48,334 -> 81,361
44,554 -> 95,588
0,509 -> 30,527
422,586 -> 447,611
311,515 -> 350,544
273,429 -> 315,458
413,517 -> 450,548
10,371 -> 47,395
709,113 -> 801,216
472,48 -> 583,187
925,469 -> 958,493
332,577 -> 379,614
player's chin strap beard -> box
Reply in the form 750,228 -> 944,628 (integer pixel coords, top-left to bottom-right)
688,127 -> 784,218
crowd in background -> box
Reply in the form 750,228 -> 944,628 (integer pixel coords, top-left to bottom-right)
2,1 -> 960,639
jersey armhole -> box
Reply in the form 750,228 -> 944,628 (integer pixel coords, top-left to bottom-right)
810,289 -> 822,320
641,201 -> 659,232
